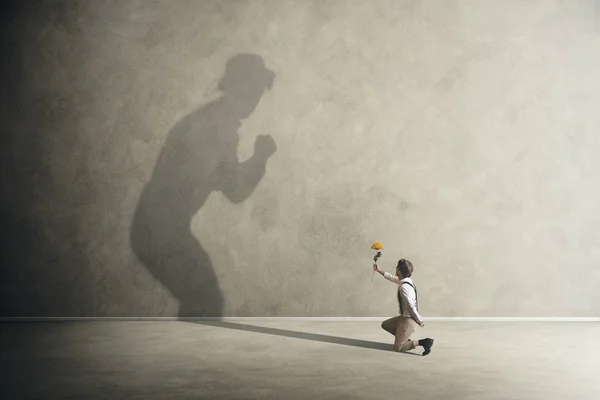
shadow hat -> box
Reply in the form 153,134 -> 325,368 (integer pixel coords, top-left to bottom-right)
218,53 -> 275,93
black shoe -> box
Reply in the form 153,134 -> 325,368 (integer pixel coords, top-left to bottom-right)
419,338 -> 434,356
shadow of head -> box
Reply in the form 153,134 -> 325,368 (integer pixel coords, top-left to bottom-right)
218,53 -> 276,118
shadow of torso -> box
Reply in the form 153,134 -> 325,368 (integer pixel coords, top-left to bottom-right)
130,53 -> 276,318
131,101 -> 239,317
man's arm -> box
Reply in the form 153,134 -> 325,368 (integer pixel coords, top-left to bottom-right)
401,284 -> 424,325
374,265 -> 401,284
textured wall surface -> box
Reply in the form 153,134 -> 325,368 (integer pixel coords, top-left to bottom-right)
1,0 -> 599,317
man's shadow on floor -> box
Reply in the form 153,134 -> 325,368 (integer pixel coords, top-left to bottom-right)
191,321 -> 422,356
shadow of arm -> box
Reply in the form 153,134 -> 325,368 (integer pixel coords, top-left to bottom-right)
217,135 -> 276,203
217,155 -> 269,203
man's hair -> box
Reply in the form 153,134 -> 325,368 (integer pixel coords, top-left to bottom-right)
397,259 -> 414,278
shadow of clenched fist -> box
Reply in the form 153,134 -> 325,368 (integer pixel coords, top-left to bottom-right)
254,134 -> 277,158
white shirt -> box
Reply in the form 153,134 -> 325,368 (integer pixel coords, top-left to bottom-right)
383,272 -> 423,324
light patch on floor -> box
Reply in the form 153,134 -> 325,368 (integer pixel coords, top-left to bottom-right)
1,321 -> 598,399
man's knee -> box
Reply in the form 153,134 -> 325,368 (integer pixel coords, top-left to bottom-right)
395,340 -> 414,352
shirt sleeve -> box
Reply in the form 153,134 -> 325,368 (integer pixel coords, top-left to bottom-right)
383,271 -> 401,284
400,284 -> 423,324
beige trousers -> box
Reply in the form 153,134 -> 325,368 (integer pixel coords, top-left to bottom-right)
381,316 -> 418,352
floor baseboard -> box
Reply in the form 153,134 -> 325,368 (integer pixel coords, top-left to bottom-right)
1,317 -> 598,322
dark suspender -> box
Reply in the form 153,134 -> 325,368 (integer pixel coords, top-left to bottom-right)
398,281 -> 418,315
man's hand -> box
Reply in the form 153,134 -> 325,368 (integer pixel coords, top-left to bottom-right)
419,321 -> 425,327
373,264 -> 380,273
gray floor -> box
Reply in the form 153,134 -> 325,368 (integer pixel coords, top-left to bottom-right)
1,321 -> 599,399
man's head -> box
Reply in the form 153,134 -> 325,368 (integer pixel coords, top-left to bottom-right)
396,259 -> 414,278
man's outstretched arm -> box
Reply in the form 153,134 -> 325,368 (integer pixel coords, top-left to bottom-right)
373,264 -> 401,284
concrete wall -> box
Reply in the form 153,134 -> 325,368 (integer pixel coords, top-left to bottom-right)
2,0 -> 599,318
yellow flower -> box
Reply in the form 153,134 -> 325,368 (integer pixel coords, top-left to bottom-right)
371,242 -> 383,250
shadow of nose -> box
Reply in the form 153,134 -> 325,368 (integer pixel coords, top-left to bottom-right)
268,69 -> 275,82
263,69 -> 275,91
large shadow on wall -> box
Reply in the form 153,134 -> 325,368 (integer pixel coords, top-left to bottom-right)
131,54 -> 276,318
